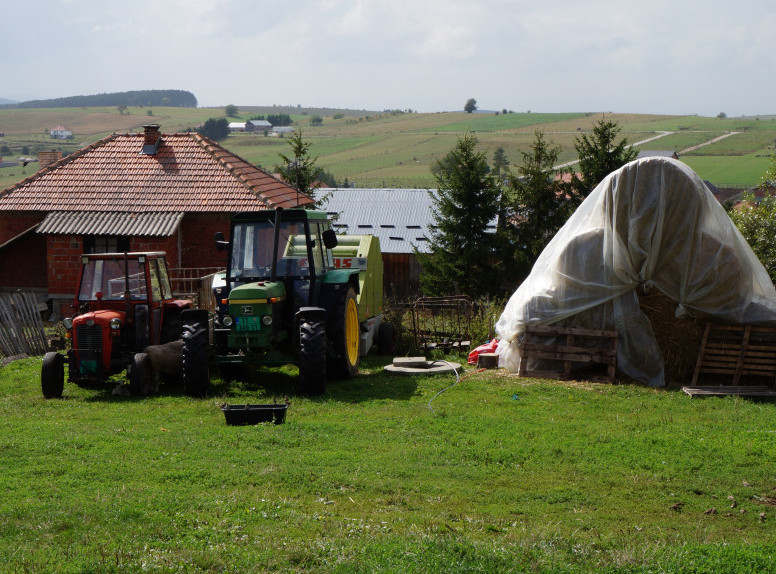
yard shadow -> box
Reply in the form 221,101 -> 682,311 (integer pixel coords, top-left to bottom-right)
79,358 -> 419,404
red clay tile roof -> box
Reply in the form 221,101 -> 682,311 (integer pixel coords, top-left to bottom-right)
0,131 -> 313,212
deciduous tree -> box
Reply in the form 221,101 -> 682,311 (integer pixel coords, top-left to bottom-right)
728,154 -> 776,281
197,118 -> 229,141
464,98 -> 477,113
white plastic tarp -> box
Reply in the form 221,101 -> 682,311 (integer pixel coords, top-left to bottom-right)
495,157 -> 776,386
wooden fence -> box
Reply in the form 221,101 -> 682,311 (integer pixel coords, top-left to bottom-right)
0,292 -> 48,358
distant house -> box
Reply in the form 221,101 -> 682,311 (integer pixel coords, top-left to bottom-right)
272,126 -> 294,136
50,124 -> 72,139
0,124 -> 313,315
228,122 -> 246,133
637,150 -> 679,160
246,120 -> 272,133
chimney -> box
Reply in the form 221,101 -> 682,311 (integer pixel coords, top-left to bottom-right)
141,124 -> 162,155
38,150 -> 63,168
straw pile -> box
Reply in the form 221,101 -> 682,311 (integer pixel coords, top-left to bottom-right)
637,289 -> 707,385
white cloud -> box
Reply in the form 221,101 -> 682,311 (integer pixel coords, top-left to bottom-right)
1,0 -> 774,116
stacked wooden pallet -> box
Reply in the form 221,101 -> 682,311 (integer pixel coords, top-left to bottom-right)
518,325 -> 618,379
691,324 -> 776,385
683,323 -> 776,398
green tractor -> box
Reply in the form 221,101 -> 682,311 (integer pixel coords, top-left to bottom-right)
181,208 -> 388,395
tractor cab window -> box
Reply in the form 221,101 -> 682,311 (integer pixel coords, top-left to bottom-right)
310,222 -> 328,273
155,258 -> 173,300
148,260 -> 163,302
230,220 -> 313,280
78,258 -> 147,301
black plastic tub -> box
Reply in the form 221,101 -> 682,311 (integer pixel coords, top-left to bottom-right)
221,403 -> 288,425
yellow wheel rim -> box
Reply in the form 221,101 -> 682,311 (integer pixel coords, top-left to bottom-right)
345,297 -> 359,366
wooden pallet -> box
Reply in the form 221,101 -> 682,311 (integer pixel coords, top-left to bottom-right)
691,323 -> 776,386
518,325 -> 618,379
682,385 -> 776,398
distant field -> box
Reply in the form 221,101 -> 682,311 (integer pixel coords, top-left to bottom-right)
1,107 -> 775,190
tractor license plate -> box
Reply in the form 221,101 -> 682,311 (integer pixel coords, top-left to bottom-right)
236,316 -> 261,331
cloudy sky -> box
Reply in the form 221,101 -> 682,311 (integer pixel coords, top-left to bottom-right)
2,0 -> 773,117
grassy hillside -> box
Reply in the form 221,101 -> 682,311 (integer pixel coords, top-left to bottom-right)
1,106 -> 775,191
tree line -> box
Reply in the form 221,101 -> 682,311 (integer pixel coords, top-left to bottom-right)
0,90 -> 198,109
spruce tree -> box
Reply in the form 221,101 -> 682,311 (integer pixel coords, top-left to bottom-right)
418,133 -> 502,297
572,116 -> 637,196
506,131 -> 580,280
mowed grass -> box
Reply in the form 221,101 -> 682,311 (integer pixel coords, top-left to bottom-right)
1,355 -> 776,573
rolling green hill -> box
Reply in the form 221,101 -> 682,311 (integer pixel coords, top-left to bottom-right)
1,106 -> 774,191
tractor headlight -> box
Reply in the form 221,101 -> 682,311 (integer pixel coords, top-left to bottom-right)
109,318 -> 121,330
262,315 -> 273,326
222,315 -> 234,327
62,317 -> 73,330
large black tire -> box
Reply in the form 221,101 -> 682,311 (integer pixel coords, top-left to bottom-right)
327,286 -> 360,379
160,310 -> 182,344
299,320 -> 326,395
182,323 -> 210,397
129,352 -> 153,397
41,352 -> 65,399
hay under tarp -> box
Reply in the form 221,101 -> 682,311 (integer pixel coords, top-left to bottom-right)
637,289 -> 706,385
496,157 -> 776,386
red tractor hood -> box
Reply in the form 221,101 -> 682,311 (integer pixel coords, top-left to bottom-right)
73,309 -> 126,326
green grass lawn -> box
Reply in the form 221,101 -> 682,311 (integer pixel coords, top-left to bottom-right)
1,355 -> 775,573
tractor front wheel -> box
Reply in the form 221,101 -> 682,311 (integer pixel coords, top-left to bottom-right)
299,319 -> 326,395
41,352 -> 65,399
327,286 -> 360,379
182,323 -> 210,397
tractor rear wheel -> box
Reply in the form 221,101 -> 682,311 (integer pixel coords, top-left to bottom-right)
41,352 -> 65,399
130,352 -> 153,397
299,319 -> 326,395
182,323 -> 210,397
327,286 -> 360,379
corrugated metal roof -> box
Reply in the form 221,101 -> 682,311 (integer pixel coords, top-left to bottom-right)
321,188 -> 436,254
37,211 -> 184,237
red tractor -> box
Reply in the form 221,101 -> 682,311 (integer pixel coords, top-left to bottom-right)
41,252 -> 192,398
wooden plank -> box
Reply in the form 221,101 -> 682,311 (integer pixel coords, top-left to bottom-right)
521,343 -> 617,357
526,325 -> 618,338
682,385 -> 776,398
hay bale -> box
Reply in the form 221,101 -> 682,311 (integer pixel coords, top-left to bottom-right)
637,289 -> 706,384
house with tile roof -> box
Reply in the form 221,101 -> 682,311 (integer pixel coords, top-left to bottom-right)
0,124 -> 313,316
49,124 -> 72,139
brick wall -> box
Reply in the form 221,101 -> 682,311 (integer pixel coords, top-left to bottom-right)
179,214 -> 231,269
0,212 -> 45,244
131,235 -> 180,267
46,235 -> 84,298
0,231 -> 47,289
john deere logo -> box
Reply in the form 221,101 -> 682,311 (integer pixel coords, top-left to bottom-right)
242,305 -> 253,316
